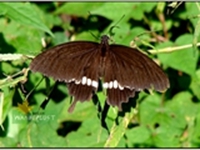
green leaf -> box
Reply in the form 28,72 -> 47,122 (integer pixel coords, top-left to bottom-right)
0,2 -> 53,37
0,92 -> 4,130
190,69 -> 200,99
158,34 -> 198,76
126,125 -> 151,147
19,122 -> 67,147
91,3 -> 139,21
55,2 -> 104,16
190,113 -> 200,147
66,116 -> 108,147
185,3 -> 200,27
139,93 -> 188,147
0,17 -> 44,54
0,89 -> 14,131
5,107 -> 28,139
0,137 -> 17,147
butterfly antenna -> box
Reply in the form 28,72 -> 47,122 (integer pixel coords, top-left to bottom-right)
108,14 -> 125,37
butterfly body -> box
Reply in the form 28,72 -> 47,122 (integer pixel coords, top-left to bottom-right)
30,35 -> 169,112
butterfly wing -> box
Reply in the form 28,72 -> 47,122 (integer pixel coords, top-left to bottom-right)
30,41 -> 101,112
31,41 -> 100,82
103,44 -> 169,109
30,37 -> 169,112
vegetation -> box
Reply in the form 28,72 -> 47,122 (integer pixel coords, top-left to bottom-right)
0,2 -> 200,147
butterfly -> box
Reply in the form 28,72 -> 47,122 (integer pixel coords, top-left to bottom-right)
30,35 -> 170,112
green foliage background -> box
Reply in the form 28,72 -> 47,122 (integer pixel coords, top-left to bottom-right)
0,2 -> 200,148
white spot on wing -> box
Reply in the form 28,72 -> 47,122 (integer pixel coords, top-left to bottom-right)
103,80 -> 125,90
87,78 -> 92,86
81,76 -> 87,85
68,78 -> 75,82
125,85 -> 134,90
113,80 -> 118,89
119,84 -> 124,90
92,80 -> 98,88
75,80 -> 80,84
71,76 -> 98,88
103,83 -> 109,89
109,82 -> 113,89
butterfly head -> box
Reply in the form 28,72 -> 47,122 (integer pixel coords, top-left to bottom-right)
100,35 -> 110,46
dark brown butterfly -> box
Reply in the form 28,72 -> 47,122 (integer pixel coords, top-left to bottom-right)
30,35 -> 170,112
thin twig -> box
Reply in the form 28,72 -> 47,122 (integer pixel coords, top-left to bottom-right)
149,42 -> 200,54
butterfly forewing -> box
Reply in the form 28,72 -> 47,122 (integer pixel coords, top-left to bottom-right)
109,44 -> 170,91
30,42 -> 100,82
